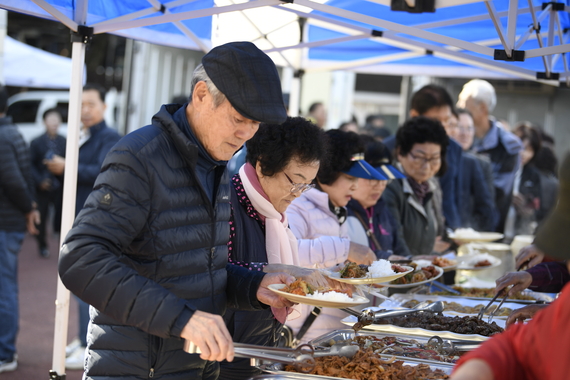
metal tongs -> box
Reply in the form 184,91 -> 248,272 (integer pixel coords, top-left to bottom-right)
427,336 -> 481,355
184,340 -> 316,373
477,263 -> 524,323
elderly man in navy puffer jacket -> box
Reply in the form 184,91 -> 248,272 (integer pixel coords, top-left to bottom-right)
58,42 -> 295,380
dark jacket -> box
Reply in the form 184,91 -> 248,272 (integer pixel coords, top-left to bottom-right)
383,135 -> 463,229
76,120 -> 121,216
29,132 -> 66,190
382,177 -> 438,256
220,174 -> 281,380
346,198 -> 411,258
59,105 -> 267,380
0,116 -> 35,232
459,152 -> 495,231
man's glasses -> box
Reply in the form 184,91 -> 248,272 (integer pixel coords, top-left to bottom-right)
408,151 -> 441,167
284,172 -> 315,194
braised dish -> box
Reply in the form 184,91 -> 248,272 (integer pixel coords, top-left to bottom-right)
375,313 -> 504,337
285,349 -> 449,379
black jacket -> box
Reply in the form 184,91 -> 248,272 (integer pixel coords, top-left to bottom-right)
0,117 -> 35,232
59,105 -> 266,380
29,132 -> 66,191
459,152 -> 495,231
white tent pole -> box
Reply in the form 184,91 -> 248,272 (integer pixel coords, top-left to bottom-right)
506,0 -> 519,52
30,0 -> 78,30
485,1 -> 512,56
264,34 -> 370,53
515,3 -> 551,49
94,0 -> 281,34
547,5 -> 556,70
51,39 -> 85,376
526,43 -> 570,58
294,0 -> 495,57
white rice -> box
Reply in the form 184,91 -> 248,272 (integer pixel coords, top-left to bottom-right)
368,259 -> 396,278
306,290 -> 354,302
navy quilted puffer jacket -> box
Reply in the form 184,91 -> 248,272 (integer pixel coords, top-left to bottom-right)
59,104 -> 266,380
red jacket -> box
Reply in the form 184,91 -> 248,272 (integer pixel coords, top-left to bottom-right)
454,282 -> 569,380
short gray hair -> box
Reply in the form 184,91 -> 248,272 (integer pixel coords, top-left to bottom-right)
189,64 -> 227,108
458,79 -> 497,112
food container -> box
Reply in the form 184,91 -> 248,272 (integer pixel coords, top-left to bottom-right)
457,242 -> 514,283
309,329 -> 469,364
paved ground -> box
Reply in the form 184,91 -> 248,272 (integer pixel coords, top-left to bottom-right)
1,233 -> 83,380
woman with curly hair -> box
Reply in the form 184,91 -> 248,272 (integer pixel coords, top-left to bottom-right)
285,129 -> 386,343
219,117 -> 330,380
382,116 -> 449,257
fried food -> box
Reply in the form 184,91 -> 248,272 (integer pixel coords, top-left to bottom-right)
432,257 -> 456,268
474,259 -> 492,267
392,265 -> 438,285
283,279 -> 314,296
431,286 -> 535,300
285,349 -> 449,379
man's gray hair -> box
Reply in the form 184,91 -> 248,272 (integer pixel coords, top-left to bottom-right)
458,79 -> 497,112
189,64 -> 227,107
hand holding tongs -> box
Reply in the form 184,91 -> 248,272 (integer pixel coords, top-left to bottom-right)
184,340 -> 315,373
478,263 -> 525,323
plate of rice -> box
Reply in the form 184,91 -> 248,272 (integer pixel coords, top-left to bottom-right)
448,228 -> 504,244
326,260 -> 414,285
268,282 -> 370,308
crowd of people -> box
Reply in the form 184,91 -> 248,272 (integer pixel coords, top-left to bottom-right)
0,40 -> 565,380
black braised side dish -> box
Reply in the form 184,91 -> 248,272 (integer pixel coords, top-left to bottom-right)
375,312 -> 504,336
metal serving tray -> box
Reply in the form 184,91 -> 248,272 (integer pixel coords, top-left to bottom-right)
416,285 -> 555,304
259,360 -> 452,380
309,329 -> 472,365
384,293 -> 530,319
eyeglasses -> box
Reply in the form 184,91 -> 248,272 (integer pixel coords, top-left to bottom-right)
284,172 -> 315,194
408,151 -> 441,167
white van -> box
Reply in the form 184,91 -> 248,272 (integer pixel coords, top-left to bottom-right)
7,91 -> 69,144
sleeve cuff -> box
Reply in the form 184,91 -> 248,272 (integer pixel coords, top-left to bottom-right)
169,306 -> 195,338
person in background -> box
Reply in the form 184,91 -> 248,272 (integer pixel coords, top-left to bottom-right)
45,83 -> 122,369
504,122 -> 544,240
384,85 -> 463,230
219,117 -> 330,380
532,130 -> 558,220
286,130 -> 382,343
58,42 -> 295,380
450,109 -> 495,231
0,83 -> 40,373
450,152 -> 570,380
306,102 -> 327,129
382,117 -> 449,257
29,108 -> 66,258
338,120 -> 360,133
457,79 -> 522,233
362,114 -> 391,141
346,135 -> 410,259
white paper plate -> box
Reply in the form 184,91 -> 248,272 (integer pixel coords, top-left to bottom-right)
326,265 -> 414,285
268,284 -> 369,308
449,231 -> 504,244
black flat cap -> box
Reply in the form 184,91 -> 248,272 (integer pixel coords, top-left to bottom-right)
202,41 -> 287,125
534,151 -> 570,260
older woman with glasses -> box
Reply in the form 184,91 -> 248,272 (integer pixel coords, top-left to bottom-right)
382,117 -> 450,257
346,135 -> 410,259
219,117 -> 329,380
285,130 -> 384,343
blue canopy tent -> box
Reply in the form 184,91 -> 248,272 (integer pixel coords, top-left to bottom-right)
0,0 -> 568,377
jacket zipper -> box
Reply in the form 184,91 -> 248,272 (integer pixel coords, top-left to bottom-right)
148,335 -> 162,378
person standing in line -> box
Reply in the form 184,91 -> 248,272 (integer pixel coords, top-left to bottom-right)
0,84 -> 40,373
58,42 -> 295,380
45,83 -> 121,369
29,108 -> 66,258
306,102 -> 327,129
457,79 -> 522,233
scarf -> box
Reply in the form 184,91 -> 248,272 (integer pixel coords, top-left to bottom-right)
407,177 -> 431,205
239,163 -> 299,323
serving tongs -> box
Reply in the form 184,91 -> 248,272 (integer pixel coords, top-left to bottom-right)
184,341 -> 316,373
427,335 -> 481,355
342,301 -> 445,331
477,263 -> 525,323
